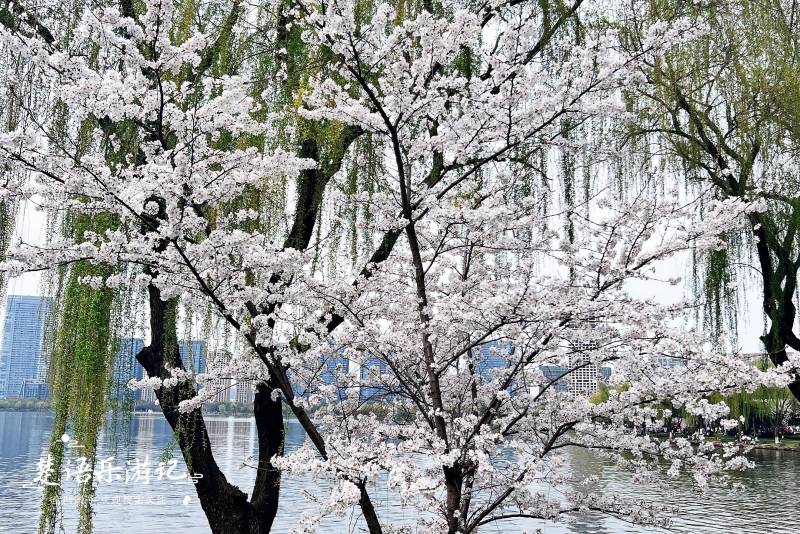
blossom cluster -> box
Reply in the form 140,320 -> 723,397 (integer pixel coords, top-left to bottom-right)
0,0 -> 787,532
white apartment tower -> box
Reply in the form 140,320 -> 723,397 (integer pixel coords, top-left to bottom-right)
567,318 -> 602,396
235,379 -> 255,404
208,350 -> 233,403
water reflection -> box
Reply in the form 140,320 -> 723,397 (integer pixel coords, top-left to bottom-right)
0,411 -> 798,533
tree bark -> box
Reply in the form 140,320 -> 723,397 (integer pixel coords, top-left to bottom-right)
749,213 -> 800,401
250,380 -> 284,531
136,283 -> 281,533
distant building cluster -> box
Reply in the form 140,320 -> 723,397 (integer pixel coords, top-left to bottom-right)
0,295 -> 686,405
0,294 -> 235,403
113,339 -> 241,404
472,339 -> 615,398
293,339 -> 617,403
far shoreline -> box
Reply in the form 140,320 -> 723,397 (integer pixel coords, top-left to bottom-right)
3,404 -> 799,452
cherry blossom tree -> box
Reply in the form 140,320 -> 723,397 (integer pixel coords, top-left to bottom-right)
0,0 -> 790,533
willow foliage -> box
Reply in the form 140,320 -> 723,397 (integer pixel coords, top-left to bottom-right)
618,0 -> 800,352
2,0 -> 789,532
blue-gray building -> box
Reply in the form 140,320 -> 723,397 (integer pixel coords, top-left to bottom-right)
20,381 -> 50,399
539,364 -> 570,393
321,354 -> 350,400
0,295 -> 52,399
474,340 -> 514,383
111,337 -> 145,401
292,353 -> 352,401
655,356 -> 686,368
180,340 -> 207,375
359,356 -> 394,402
111,338 -> 206,402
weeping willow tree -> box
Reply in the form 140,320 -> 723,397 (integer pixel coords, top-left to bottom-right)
0,1 -> 119,530
726,382 -> 800,443
40,234 -> 118,534
618,0 -> 800,398
693,356 -> 800,442
38,82 -> 125,534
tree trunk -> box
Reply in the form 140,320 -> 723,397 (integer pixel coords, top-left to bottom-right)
250,381 -> 285,531
136,283 -> 281,533
750,214 -> 800,402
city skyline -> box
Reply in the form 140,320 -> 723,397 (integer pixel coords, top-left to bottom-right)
0,295 -> 668,406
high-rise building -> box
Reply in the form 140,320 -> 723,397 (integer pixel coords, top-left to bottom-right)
207,350 -> 232,403
568,346 -> 600,395
319,353 -> 350,401
235,379 -> 254,404
567,320 -> 602,396
111,337 -> 145,402
140,380 -> 156,403
474,340 -> 513,383
468,340 -> 521,396
20,380 -> 50,399
530,362 -> 612,397
535,364 -> 570,394
0,295 -> 52,399
291,351 -> 352,400
655,355 -> 686,368
180,340 -> 207,375
359,356 -> 393,402
137,339 -> 207,403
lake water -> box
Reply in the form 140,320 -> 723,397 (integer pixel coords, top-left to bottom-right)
0,411 -> 798,533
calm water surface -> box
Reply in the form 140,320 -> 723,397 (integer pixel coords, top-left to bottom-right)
0,411 -> 798,533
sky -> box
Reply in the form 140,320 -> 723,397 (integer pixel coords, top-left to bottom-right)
5,199 -> 48,298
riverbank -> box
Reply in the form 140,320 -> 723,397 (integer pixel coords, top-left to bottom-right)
0,399 -> 50,411
753,442 -> 800,451
705,435 -> 800,452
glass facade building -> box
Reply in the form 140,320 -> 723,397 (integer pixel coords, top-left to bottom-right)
359,356 -> 393,402
655,356 -> 686,368
292,353 -> 353,401
180,340 -> 207,375
111,338 -> 145,402
124,339 -> 208,403
0,295 -> 52,399
474,340 -> 513,383
321,354 -> 350,401
539,364 -> 570,393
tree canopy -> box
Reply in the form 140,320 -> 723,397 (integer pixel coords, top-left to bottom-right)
0,0 -> 797,533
